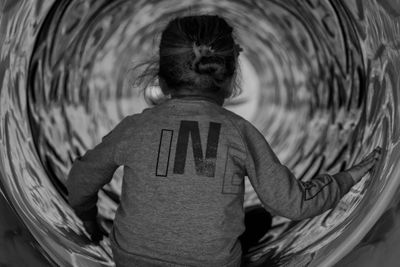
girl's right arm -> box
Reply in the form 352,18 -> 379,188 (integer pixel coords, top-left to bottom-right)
241,121 -> 381,221
66,116 -> 131,222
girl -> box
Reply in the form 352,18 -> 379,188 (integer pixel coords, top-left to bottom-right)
66,15 -> 381,267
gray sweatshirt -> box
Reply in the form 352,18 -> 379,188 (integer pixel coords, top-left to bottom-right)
66,96 -> 354,267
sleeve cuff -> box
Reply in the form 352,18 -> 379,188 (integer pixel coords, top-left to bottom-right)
333,171 -> 355,198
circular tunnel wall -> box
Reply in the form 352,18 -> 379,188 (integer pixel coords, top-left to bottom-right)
1,0 -> 400,266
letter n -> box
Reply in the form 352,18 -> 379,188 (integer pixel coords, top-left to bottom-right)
173,120 -> 221,177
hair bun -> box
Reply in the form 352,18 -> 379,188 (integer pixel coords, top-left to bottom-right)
193,43 -> 214,59
196,58 -> 225,79
192,43 -> 224,79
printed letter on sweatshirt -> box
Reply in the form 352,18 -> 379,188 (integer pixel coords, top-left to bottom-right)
173,120 -> 221,177
156,129 -> 174,177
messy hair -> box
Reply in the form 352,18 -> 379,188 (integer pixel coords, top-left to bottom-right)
130,15 -> 242,105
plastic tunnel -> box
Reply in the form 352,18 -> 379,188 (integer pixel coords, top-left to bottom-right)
1,0 -> 400,266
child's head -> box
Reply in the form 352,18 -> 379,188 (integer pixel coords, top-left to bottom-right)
158,15 -> 242,101
134,15 -> 242,104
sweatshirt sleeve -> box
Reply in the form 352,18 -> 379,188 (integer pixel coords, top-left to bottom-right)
66,117 -> 130,221
242,121 -> 354,221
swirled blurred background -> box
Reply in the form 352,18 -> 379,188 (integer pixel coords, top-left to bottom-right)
1,0 -> 400,266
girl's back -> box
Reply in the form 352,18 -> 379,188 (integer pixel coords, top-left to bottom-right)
109,97 -> 248,266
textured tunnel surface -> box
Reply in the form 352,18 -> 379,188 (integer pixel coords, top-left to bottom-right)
1,0 -> 400,266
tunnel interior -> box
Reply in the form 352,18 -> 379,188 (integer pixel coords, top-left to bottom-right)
1,0 -> 400,266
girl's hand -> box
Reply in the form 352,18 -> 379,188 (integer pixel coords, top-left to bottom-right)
83,219 -> 104,244
346,147 -> 382,184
